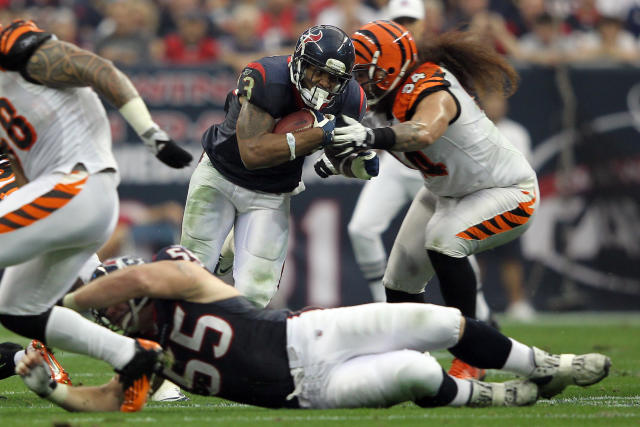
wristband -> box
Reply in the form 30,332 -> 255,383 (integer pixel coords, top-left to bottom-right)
371,127 -> 396,150
46,381 -> 69,405
118,97 -> 155,136
62,293 -> 81,311
285,133 -> 296,160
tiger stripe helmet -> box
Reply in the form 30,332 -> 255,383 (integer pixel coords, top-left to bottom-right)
352,20 -> 418,106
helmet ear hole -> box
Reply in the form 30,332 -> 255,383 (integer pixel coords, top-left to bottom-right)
387,67 -> 395,74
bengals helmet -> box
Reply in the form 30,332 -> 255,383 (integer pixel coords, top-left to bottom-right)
290,25 -> 355,110
351,20 -> 418,106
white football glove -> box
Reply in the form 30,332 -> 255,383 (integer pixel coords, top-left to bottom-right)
140,125 -> 193,169
313,153 -> 339,178
350,151 -> 379,180
18,357 -> 54,397
329,115 -> 375,157
309,110 -> 336,146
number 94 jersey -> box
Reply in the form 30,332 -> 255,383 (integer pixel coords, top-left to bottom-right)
152,296 -> 299,408
390,62 -> 535,198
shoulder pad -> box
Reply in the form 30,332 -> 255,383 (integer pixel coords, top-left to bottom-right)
393,62 -> 450,122
0,20 -> 52,74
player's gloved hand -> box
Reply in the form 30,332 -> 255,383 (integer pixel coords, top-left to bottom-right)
331,115 -> 396,157
140,125 -> 193,169
17,353 -> 55,397
309,110 -> 336,146
313,153 -> 338,178
351,151 -> 379,180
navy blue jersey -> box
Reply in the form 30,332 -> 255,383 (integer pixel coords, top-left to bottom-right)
151,296 -> 299,408
202,55 -> 366,193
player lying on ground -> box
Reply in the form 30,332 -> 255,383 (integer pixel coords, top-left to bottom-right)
17,245 -> 610,411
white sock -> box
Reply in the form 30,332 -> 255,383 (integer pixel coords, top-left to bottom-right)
449,377 -> 472,406
13,349 -> 25,366
44,306 -> 135,370
502,338 -> 535,376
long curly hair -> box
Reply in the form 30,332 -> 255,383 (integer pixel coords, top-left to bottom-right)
416,31 -> 519,100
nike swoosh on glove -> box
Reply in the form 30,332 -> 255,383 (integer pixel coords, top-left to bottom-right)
141,126 -> 193,168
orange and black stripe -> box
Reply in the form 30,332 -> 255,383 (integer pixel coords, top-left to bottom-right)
0,156 -> 18,199
353,20 -> 415,66
456,195 -> 536,241
0,172 -> 87,234
0,20 -> 44,55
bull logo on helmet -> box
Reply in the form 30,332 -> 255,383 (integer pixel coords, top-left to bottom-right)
301,31 -> 323,45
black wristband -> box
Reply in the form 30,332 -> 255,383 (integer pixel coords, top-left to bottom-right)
371,127 -> 396,149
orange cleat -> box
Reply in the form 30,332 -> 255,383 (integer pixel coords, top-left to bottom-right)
28,339 -> 72,385
448,357 -> 486,381
117,338 -> 164,412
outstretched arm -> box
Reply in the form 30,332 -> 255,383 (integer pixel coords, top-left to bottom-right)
25,39 -> 138,108
17,352 -> 122,412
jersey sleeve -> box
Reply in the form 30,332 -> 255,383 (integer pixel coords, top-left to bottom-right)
0,20 -> 52,79
236,61 -> 288,116
392,62 -> 451,122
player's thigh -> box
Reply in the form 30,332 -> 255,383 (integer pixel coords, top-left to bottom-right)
181,159 -> 236,269
383,187 -> 436,293
425,184 -> 539,257
322,350 -> 444,408
287,303 -> 461,368
349,163 -> 419,233
0,170 -> 117,267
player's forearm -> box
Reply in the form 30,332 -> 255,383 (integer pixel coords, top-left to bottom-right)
26,39 -> 138,108
238,128 -> 324,169
386,121 -> 441,151
56,383 -> 122,412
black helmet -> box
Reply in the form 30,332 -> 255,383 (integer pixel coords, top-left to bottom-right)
289,25 -> 355,109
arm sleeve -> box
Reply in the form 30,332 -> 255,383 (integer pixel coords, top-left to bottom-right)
0,20 -> 53,83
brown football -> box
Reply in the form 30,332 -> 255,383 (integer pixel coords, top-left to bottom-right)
273,110 -> 315,134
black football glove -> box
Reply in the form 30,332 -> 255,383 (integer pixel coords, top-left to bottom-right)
140,126 -> 193,168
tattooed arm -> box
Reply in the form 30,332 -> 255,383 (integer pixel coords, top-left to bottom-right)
25,39 -> 138,108
388,90 -> 458,151
236,97 -> 325,169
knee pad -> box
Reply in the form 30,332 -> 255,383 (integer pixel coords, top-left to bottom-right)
395,351 -> 444,398
0,309 -> 51,342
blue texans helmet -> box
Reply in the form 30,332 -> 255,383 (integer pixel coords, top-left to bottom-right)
289,25 -> 355,110
152,244 -> 205,268
90,255 -> 148,335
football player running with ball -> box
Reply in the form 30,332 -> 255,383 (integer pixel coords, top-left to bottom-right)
17,245 -> 610,412
329,21 -> 539,380
0,19 -> 192,411
181,25 -> 377,308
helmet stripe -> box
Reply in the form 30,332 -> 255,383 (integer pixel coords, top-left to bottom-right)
354,29 -> 382,52
385,20 -> 416,59
373,21 -> 406,69
353,38 -> 375,59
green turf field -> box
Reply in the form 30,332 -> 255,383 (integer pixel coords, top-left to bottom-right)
0,312 -> 638,426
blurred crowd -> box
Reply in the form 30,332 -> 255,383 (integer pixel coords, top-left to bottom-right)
2,0 -> 640,72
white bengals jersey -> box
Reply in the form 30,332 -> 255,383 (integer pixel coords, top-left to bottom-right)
389,63 -> 535,198
0,72 -> 118,182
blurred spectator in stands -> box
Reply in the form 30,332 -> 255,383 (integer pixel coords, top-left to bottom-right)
157,0 -> 207,37
205,0 -> 235,35
220,2 -> 266,73
505,0 -> 547,38
383,0 -> 426,38
41,7 -> 81,45
463,2 -> 520,56
444,0 -> 490,31
95,0 -> 158,66
481,92 -> 536,322
424,0 -> 445,38
258,0 -> 309,52
515,12 -> 576,66
98,200 -> 184,261
565,0 -> 601,32
315,0 -> 382,36
572,15 -> 640,64
159,10 -> 220,65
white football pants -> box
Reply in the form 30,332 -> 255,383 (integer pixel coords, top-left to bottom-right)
181,156 -> 290,307
286,302 -> 462,408
384,178 -> 539,294
0,169 -> 118,314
